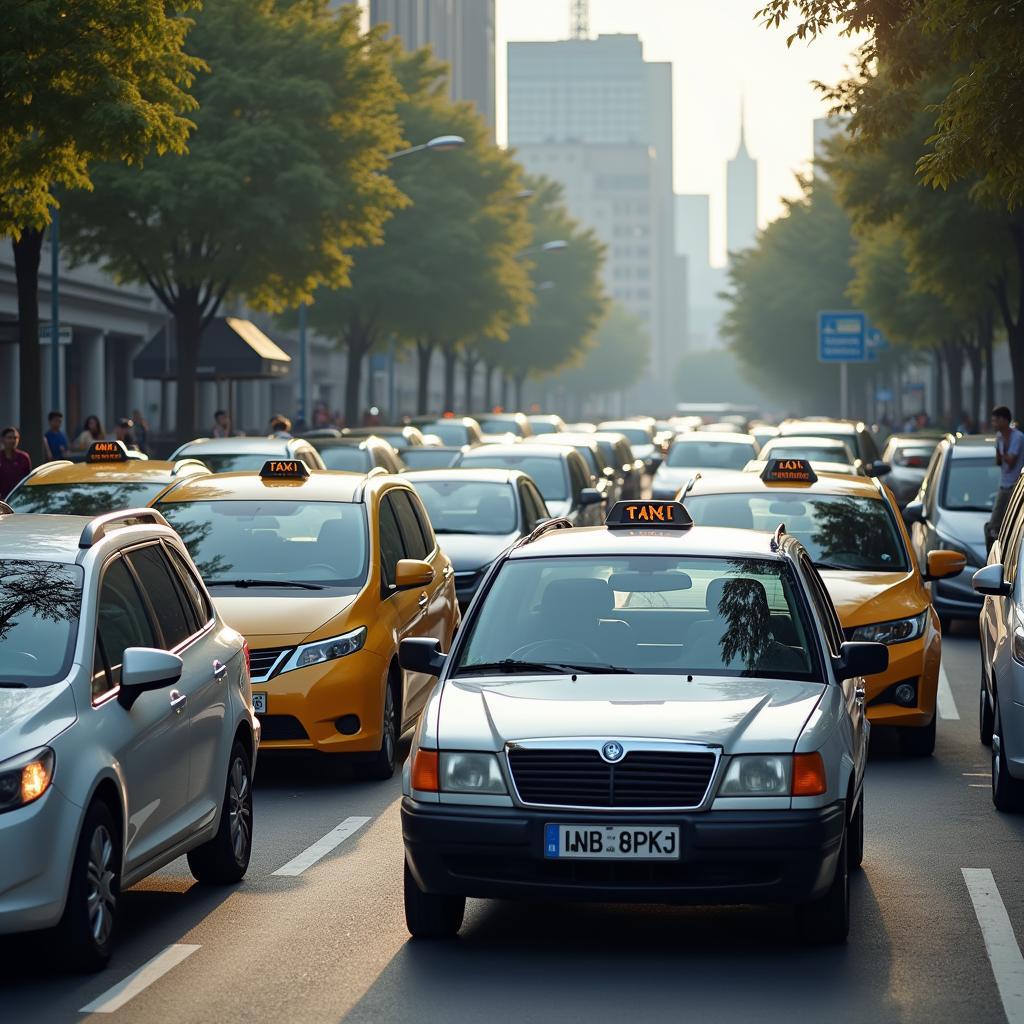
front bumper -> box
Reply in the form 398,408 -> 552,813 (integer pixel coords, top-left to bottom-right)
402,798 -> 845,906
862,629 -> 939,728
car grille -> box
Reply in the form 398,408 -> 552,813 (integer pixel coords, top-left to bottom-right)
507,747 -> 717,809
249,646 -> 292,681
259,715 -> 308,741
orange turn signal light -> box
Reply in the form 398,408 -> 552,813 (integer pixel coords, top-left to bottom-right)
411,749 -> 439,792
791,752 -> 827,796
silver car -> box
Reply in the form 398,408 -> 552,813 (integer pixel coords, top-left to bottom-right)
171,435 -> 326,473
0,506 -> 257,970
651,433 -> 759,498
398,501 -> 884,945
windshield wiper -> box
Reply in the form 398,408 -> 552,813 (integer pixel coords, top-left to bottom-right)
456,659 -> 633,676
0,682 -> 27,688
207,578 -> 325,591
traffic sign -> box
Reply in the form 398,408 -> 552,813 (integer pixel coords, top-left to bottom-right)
865,327 -> 889,363
39,322 -> 72,345
818,311 -> 866,363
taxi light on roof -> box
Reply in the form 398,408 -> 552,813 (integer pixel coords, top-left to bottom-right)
791,752 -> 827,796
86,440 -> 130,463
411,749 -> 439,792
760,458 -> 818,485
605,500 -> 693,530
259,459 -> 310,480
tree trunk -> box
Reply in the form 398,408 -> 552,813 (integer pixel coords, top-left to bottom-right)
344,332 -> 373,427
514,373 -> 526,413
483,361 -> 494,411
500,373 -> 510,410
944,340 -> 964,429
462,354 -> 479,412
966,340 -> 983,430
174,288 -> 204,445
983,324 -> 995,416
415,339 -> 435,415
12,230 -> 45,463
932,348 -> 946,426
442,347 -> 458,413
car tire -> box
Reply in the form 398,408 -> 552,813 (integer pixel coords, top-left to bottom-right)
404,860 -> 465,939
187,741 -> 253,884
899,715 -> 936,757
848,790 -> 864,871
980,679 -> 994,747
992,704 -> 1024,812
796,825 -> 849,945
56,800 -> 121,972
357,676 -> 399,781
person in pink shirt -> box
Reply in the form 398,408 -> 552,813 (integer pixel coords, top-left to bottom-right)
0,427 -> 32,499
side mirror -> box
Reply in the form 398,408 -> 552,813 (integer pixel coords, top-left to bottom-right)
902,500 -> 925,525
973,562 -> 1011,597
399,637 -> 447,677
118,647 -> 183,709
835,641 -> 889,681
395,558 -> 434,590
580,487 -> 604,506
865,461 -> 891,478
925,549 -> 967,581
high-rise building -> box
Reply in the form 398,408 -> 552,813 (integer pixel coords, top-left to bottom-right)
508,33 -> 682,408
726,105 -> 758,262
369,0 -> 495,138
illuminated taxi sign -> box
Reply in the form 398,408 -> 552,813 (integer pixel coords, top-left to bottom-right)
86,440 -> 130,463
259,459 -> 310,480
605,500 -> 693,530
760,458 -> 818,484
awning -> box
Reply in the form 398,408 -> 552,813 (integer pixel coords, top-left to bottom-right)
133,316 -> 292,381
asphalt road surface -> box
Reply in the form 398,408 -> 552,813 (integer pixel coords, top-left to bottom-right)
6,625 -> 1023,1024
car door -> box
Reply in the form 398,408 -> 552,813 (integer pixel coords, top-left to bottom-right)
90,554 -> 194,873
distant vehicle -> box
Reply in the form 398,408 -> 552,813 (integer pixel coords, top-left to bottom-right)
308,436 -> 404,474
596,420 -> 660,471
698,422 -> 745,434
0,506 -> 256,970
455,443 -> 604,526
471,412 -> 533,442
535,432 -> 618,504
398,446 -> 468,471
170,436 -> 326,473
881,433 -> 944,507
750,423 -> 780,450
651,433 -> 759,498
756,436 -> 879,478
590,432 -> 645,500
526,414 -> 566,435
777,419 -> 887,474
343,425 -> 428,448
404,469 -> 550,609
563,421 -> 597,433
410,417 -> 484,447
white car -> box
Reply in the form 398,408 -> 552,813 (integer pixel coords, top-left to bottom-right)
0,505 -> 258,969
399,499 -> 885,945
651,433 -> 760,498
170,435 -> 326,473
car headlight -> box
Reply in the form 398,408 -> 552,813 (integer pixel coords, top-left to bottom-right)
440,752 -> 508,794
718,755 -> 791,795
850,611 -> 927,645
0,747 -> 55,813
283,626 -> 366,672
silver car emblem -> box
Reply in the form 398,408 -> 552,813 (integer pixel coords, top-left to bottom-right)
601,741 -> 625,763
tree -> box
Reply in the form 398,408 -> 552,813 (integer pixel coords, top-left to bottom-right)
1,0 -> 201,460
60,0 -> 404,442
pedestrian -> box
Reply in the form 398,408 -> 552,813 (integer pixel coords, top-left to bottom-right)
73,415 -> 105,451
115,418 -> 139,451
268,414 -> 292,438
0,427 -> 32,499
131,408 -> 150,454
989,405 -> 1024,541
44,410 -> 69,460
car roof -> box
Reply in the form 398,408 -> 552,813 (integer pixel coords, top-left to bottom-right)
174,437 -> 314,455
686,468 -> 882,499
18,459 -> 208,485
0,513 -> 97,562
671,432 -> 757,445
535,432 -> 598,446
950,433 -> 997,455
597,420 -> 651,430
779,419 -> 862,435
311,437 -> 394,451
155,468 -> 384,504
762,436 -> 852,449
402,468 -> 525,485
462,443 -> 574,459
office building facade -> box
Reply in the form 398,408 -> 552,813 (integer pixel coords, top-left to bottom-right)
726,108 -> 758,261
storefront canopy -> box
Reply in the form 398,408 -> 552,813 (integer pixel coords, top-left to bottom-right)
134,316 -> 291,381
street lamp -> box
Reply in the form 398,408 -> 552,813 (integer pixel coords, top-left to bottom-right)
516,239 -> 569,260
387,134 -> 465,161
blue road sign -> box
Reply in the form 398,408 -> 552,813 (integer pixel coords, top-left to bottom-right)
818,311 -> 867,363
875,388 -> 893,402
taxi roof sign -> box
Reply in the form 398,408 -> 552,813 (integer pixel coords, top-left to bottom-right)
259,459 -> 310,480
760,458 -> 818,484
605,500 -> 693,530
86,440 -> 130,463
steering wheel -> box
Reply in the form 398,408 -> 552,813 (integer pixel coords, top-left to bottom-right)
509,638 -> 601,662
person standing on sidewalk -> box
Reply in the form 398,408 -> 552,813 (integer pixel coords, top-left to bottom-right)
0,427 -> 32,499
989,405 -> 1024,538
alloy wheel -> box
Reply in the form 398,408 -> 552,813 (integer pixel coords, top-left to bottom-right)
383,685 -> 397,766
86,825 -> 117,946
228,756 -> 252,865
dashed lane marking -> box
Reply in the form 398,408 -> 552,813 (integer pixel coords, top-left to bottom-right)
272,815 -> 372,877
963,868 -> 1024,1023
938,662 -> 960,720
79,943 -> 200,1014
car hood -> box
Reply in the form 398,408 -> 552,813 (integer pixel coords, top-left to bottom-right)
439,533 -> 517,573
818,569 -> 924,628
0,682 -> 77,762
211,592 -> 358,646
438,674 -> 825,754
936,507 -> 989,564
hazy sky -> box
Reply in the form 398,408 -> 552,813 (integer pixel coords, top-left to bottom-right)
495,0 -> 860,264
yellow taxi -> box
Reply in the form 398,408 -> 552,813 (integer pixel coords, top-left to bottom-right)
5,439 -> 210,515
153,460 -> 459,779
683,459 -> 965,755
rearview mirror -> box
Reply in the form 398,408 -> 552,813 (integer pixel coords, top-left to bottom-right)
973,563 -> 1011,597
865,461 -> 891,478
579,487 -> 604,506
835,641 -> 888,681
925,549 -> 967,581
399,638 -> 447,677
395,558 -> 434,590
118,647 -> 183,709
902,500 -> 924,525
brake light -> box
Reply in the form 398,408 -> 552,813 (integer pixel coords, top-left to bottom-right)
791,752 -> 827,796
411,749 -> 439,792
242,639 -> 251,676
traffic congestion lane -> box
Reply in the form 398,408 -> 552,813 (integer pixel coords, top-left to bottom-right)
7,631 -> 1024,1023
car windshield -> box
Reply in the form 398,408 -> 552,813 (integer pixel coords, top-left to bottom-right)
666,441 -> 756,469
7,481 -> 169,516
764,443 -> 853,464
609,427 -> 652,445
0,560 -> 83,687
401,449 -> 460,469
454,554 -> 819,680
411,480 -> 517,535
891,446 -> 936,468
189,453 -> 286,474
462,454 -> 568,500
157,500 -> 369,588
423,422 -> 471,445
783,430 -> 856,454
477,417 -> 524,436
319,447 -> 372,472
942,457 -> 1000,511
530,421 -> 560,435
685,492 -> 909,571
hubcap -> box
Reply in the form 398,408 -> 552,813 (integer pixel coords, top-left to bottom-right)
228,757 -> 252,864
383,686 -> 396,764
993,731 -> 1002,795
86,824 -> 117,946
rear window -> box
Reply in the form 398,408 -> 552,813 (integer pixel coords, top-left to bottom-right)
319,447 -> 372,473
411,479 -> 517,536
461,453 -> 568,501
422,422 -> 471,445
666,441 -> 756,469
477,418 -> 525,437
942,457 -> 1000,512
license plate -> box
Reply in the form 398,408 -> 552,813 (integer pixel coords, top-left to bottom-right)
544,824 -> 680,860
252,692 -> 266,714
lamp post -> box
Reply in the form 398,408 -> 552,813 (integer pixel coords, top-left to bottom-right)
515,239 -> 569,260
50,211 -> 60,416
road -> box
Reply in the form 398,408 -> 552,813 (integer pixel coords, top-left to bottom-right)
6,627 -> 1023,1024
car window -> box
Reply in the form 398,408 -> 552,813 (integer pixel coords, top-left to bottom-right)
413,479 -> 517,536
165,543 -> 212,628
462,454 -> 569,501
1004,501 -> 1024,579
96,557 -> 157,696
407,489 -> 438,553
667,441 -> 757,469
568,455 -> 588,497
941,456 -> 1000,512
919,444 -> 943,515
126,544 -> 194,649
391,489 -> 430,560
379,494 -> 405,591
799,555 -> 843,656
319,446 -> 371,472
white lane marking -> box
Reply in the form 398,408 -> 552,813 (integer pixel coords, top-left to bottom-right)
272,815 -> 371,877
80,943 -> 200,1014
938,661 -> 960,720
963,868 -> 1024,1023
965,772 -> 993,777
